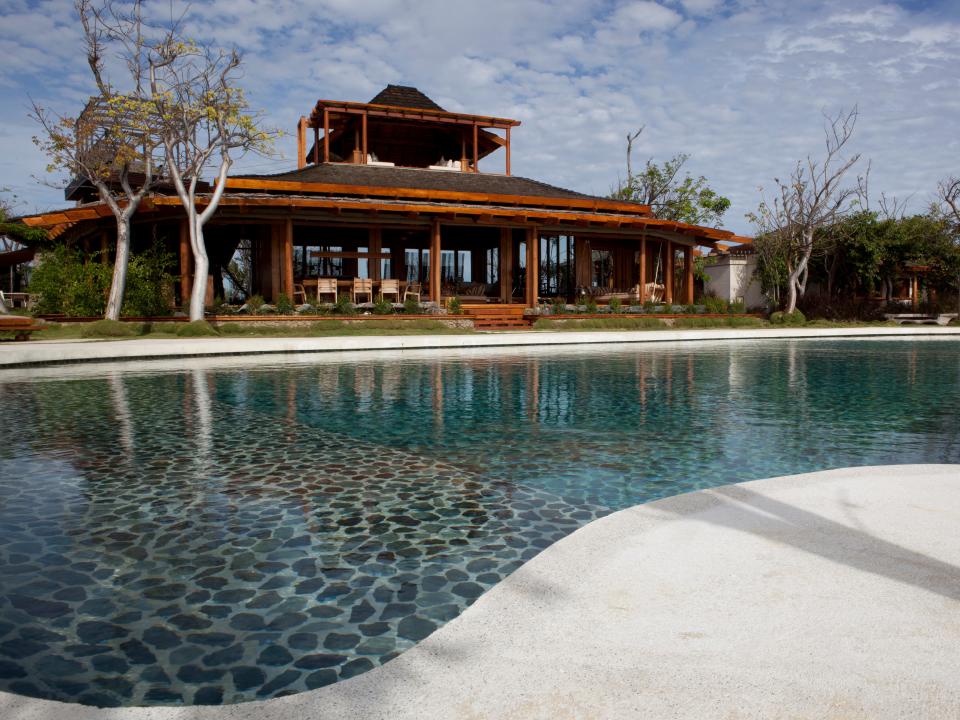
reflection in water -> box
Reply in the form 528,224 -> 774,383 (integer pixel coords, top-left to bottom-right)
0,339 -> 959,708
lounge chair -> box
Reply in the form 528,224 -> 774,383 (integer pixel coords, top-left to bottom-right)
404,282 -> 422,303
316,278 -> 337,304
379,279 -> 400,303
293,283 -> 307,305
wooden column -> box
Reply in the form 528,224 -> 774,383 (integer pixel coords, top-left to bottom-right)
313,127 -> 319,165
270,222 -> 283,302
664,240 -> 674,304
461,133 -> 468,172
179,219 -> 191,306
99,230 -> 110,265
472,123 -> 478,173
639,235 -> 647,302
912,273 -> 919,310
323,109 -> 330,163
283,219 -> 294,300
361,112 -> 368,163
430,219 -> 441,304
505,126 -> 511,176
500,227 -> 512,303
684,245 -> 694,305
525,227 -> 539,307
296,117 -> 307,169
369,228 -> 382,282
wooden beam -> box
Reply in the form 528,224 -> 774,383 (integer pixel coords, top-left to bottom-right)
472,123 -> 479,173
505,126 -> 511,176
284,218 -> 294,299
684,244 -> 694,305
664,240 -> 674,305
525,226 -> 538,307
500,227 -> 512,303
430,219 -> 441,303
639,234 -> 647,302
361,112 -> 367,163
369,227 -> 382,282
323,109 -> 330,163
313,127 -> 319,165
179,219 -> 191,307
297,117 -> 307,169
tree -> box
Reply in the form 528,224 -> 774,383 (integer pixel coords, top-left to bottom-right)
0,193 -> 47,315
613,127 -> 731,227
148,34 -> 273,321
748,108 -> 862,313
31,0 -> 161,321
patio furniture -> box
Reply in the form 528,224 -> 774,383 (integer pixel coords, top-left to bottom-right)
644,282 -> 665,303
352,278 -> 373,303
0,315 -> 44,341
379,278 -> 400,303
404,282 -> 422,303
316,278 -> 338,304
293,283 -> 307,305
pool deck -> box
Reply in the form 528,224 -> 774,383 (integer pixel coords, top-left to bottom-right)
1,325 -> 959,367
2,464 -> 958,719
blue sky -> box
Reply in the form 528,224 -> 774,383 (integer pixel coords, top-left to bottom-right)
1,0 -> 958,234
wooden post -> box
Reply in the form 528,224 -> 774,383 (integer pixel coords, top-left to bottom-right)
179,219 -> 191,307
323,109 -> 330,163
369,227 -> 382,282
639,235 -> 647,302
505,126 -> 511,176
912,273 -> 919,310
296,117 -> 307,169
500,227 -> 511,303
283,219 -> 294,300
472,123 -> 478,173
461,133 -> 468,173
361,112 -> 368,163
430,219 -> 441,304
313,127 -> 319,165
270,223 -> 283,302
664,240 -> 674,304
525,227 -> 539,307
684,245 -> 694,305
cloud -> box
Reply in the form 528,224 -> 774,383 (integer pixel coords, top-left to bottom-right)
2,0 -> 960,233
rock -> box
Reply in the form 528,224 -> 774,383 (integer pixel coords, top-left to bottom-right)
193,686 -> 224,704
202,644 -> 244,667
7,595 -> 70,619
323,633 -> 360,651
230,665 -> 266,691
339,657 -> 374,679
257,645 -> 293,666
304,668 -> 338,689
120,639 -> 157,665
142,626 -> 180,650
293,653 -> 346,670
256,669 -> 300,697
397,616 -> 437,642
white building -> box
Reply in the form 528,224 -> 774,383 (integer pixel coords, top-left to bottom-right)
704,245 -> 766,310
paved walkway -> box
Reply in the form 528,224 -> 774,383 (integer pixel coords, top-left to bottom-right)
2,326 -> 960,367
2,465 -> 958,719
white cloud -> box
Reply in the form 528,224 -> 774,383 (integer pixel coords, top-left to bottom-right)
2,0 -> 960,233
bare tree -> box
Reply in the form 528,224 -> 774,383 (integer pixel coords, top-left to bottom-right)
939,177 -> 960,226
148,34 -> 273,322
748,108 -> 862,313
31,0 -> 161,321
625,126 -> 644,186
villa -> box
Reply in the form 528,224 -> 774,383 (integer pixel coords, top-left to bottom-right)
18,85 -> 737,317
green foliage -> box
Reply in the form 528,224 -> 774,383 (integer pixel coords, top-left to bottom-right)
244,294 -> 265,314
608,296 -> 622,313
550,297 -> 566,316
673,316 -> 764,328
177,320 -> 219,337
80,319 -> 139,338
769,310 -> 806,326
585,297 -> 599,314
729,300 -> 746,314
613,153 -> 731,227
29,246 -> 111,317
534,317 -> 666,330
446,296 -> 463,315
275,293 -> 294,315
333,295 -> 356,315
0,194 -> 48,246
122,242 -> 175,317
372,296 -> 394,315
403,296 -> 421,314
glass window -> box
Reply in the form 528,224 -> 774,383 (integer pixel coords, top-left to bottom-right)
357,246 -> 368,279
486,247 -> 499,284
380,248 -> 391,279
440,250 -> 456,282
592,249 -> 613,288
458,250 -> 472,283
539,234 -> 575,297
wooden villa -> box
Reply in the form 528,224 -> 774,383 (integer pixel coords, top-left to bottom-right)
18,85 -> 738,320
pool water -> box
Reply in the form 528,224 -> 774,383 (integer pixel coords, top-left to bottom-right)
0,339 -> 958,706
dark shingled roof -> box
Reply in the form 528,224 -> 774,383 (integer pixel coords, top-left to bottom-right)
233,163 -> 603,201
368,85 -> 444,111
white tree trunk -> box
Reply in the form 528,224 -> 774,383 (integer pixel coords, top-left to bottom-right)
104,219 -> 131,321
188,215 -> 209,322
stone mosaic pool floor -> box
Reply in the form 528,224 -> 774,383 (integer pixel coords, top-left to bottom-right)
2,339 -> 959,707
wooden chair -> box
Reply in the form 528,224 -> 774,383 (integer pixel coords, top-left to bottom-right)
293,283 -> 307,305
316,278 -> 337,304
352,278 -> 373,303
404,282 -> 422,303
379,278 -> 400,303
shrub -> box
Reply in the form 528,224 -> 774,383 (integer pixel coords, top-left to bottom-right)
608,296 -> 622,313
122,242 -> 175,317
243,294 -> 265,315
373,295 -> 394,315
585,298 -> 599,314
769,309 -> 806,326
729,300 -> 746,314
333,295 -> 356,315
403,296 -> 421,314
673,316 -> 765,328
80,319 -> 139,338
701,295 -> 728,314
30,246 -> 111,317
446,296 -> 463,315
177,320 -> 219,337
550,297 -> 566,316
275,293 -> 295,315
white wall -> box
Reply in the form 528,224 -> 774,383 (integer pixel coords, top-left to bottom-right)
704,256 -> 766,310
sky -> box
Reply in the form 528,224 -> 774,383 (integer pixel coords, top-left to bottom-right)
1,0 -> 958,234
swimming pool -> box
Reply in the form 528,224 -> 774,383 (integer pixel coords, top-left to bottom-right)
1,339 -> 958,706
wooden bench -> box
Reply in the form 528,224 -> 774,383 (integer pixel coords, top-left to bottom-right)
0,315 -> 45,341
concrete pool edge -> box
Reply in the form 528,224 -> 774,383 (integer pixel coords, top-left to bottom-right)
1,325 -> 960,368
2,464 -> 958,719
